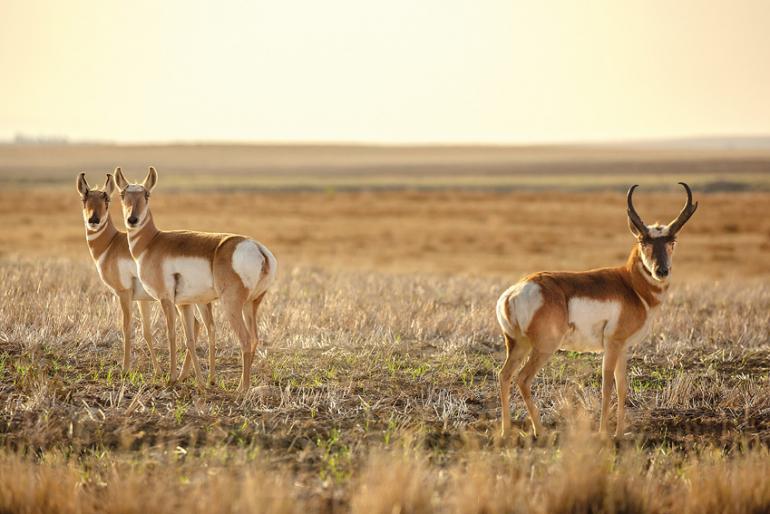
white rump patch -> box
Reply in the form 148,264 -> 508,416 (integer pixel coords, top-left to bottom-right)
562,298 -> 622,353
162,256 -> 216,304
496,281 -> 543,337
231,240 -> 265,292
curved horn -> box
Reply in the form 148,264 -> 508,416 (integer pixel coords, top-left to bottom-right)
666,182 -> 698,235
626,184 -> 648,236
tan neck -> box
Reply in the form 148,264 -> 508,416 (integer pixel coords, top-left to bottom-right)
624,245 -> 667,308
126,210 -> 160,258
86,214 -> 119,262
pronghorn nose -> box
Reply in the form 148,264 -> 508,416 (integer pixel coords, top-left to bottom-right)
127,215 -> 138,225
657,267 -> 669,277
88,215 -> 99,225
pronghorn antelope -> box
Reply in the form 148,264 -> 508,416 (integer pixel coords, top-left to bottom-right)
113,166 -> 277,392
77,172 -> 215,376
496,183 -> 698,438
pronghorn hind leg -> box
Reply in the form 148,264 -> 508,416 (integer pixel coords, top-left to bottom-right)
499,333 -> 529,439
250,293 -> 266,354
242,302 -> 257,389
178,307 -> 204,382
224,299 -> 252,394
138,300 -> 160,376
178,348 -> 193,381
160,299 -> 178,385
117,290 -> 134,373
515,349 -> 552,438
196,303 -> 216,386
178,304 -> 205,387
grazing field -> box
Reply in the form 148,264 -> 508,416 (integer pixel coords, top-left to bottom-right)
1,260 -> 769,512
1,144 -> 770,512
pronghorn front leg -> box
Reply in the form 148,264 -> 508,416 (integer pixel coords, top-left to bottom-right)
178,304 -> 205,387
160,299 -> 178,384
116,290 -> 133,373
613,345 -> 629,438
138,300 -> 160,376
600,343 -> 621,434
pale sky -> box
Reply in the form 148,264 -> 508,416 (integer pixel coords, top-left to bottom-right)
1,0 -> 769,144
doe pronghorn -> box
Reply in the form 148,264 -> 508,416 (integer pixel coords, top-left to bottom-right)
113,166 -> 277,392
77,173 -> 215,377
496,183 -> 698,438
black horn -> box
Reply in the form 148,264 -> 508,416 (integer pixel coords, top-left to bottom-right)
626,184 -> 648,237
666,182 -> 698,235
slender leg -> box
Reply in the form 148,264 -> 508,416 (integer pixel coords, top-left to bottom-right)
250,293 -> 266,353
600,344 -> 621,434
178,349 -> 193,381
516,350 -> 552,437
614,345 -> 629,438
498,333 -> 529,438
178,304 -> 205,387
117,290 -> 133,372
242,303 -> 256,389
178,311 -> 205,382
197,303 -> 216,385
160,299 -> 178,384
224,299 -> 252,393
138,301 -> 160,376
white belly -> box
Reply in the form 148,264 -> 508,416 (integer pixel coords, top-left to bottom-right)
560,298 -> 622,353
162,256 -> 217,304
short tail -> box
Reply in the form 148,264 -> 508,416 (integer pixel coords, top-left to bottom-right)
252,243 -> 278,299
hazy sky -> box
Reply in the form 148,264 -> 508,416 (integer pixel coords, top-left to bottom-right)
2,0 -> 769,143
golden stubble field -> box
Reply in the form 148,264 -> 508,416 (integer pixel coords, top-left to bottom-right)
2,188 -> 770,278
1,144 -> 769,513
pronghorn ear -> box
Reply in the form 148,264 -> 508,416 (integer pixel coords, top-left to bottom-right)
142,166 -> 158,192
104,174 -> 115,196
114,167 -> 129,191
77,173 -> 90,197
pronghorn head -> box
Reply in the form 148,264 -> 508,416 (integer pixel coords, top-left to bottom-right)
627,182 -> 698,281
76,172 -> 115,231
113,166 -> 158,230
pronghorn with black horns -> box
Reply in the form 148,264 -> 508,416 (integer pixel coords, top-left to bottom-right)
496,183 -> 698,438
114,166 -> 277,392
77,172 -> 215,376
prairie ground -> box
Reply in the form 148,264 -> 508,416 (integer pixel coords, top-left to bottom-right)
1,144 -> 769,512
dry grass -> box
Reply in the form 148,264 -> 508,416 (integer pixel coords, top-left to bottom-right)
1,152 -> 769,512
1,256 -> 768,512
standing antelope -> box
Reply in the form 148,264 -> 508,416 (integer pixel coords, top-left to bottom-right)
496,183 -> 698,438
77,172 -> 214,376
113,166 -> 277,392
